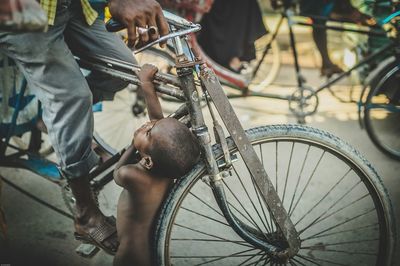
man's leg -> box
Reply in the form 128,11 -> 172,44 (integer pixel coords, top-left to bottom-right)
0,10 -> 117,252
65,10 -> 136,103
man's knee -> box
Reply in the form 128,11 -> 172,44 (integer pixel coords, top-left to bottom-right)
86,71 -> 129,103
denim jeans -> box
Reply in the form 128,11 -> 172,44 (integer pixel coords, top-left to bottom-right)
0,0 -> 135,179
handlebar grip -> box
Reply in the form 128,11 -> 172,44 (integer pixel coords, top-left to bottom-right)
105,18 -> 126,32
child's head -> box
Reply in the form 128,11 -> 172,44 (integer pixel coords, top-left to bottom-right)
134,117 -> 200,178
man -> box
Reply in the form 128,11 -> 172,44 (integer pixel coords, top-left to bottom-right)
0,0 -> 169,254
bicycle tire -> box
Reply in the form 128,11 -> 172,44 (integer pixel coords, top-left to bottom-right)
154,124 -> 396,265
363,65 -> 400,161
249,37 -> 281,92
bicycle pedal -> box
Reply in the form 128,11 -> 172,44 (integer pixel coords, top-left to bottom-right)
75,243 -> 100,258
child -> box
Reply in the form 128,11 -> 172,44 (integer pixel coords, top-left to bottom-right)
113,64 -> 200,266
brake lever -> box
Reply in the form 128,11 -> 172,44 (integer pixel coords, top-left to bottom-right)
133,25 -> 201,54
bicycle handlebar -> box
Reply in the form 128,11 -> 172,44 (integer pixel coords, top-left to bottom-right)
105,10 -> 201,54
106,9 -> 196,31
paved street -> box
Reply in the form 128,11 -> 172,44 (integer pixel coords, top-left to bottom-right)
1,26 -> 399,265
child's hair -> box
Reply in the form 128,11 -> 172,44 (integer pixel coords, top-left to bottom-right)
148,118 -> 200,178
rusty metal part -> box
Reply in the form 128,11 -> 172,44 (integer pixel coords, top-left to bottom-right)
76,53 -> 181,88
213,119 -> 231,169
199,65 -> 301,257
76,56 -> 186,101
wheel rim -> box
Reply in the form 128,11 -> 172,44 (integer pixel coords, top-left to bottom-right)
364,70 -> 400,160
162,135 -> 391,265
249,38 -> 280,92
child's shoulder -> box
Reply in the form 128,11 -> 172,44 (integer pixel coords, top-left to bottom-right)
115,163 -> 143,187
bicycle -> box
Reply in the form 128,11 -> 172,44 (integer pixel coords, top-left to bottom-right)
1,10 -> 397,265
258,1 -> 400,161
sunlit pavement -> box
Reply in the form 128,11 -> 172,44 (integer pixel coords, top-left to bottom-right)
1,28 -> 399,265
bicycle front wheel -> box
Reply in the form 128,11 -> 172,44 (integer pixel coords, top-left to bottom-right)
154,125 -> 395,265
364,66 -> 400,160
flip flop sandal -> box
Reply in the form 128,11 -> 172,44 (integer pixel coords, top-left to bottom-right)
74,216 -> 118,256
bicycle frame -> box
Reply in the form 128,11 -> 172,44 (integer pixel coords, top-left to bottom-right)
75,16 -> 302,258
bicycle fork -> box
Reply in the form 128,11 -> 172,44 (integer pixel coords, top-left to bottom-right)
176,61 -> 301,261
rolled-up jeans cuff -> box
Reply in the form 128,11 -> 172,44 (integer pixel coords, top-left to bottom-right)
59,150 -> 100,180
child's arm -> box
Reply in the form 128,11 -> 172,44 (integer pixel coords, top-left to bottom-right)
138,64 -> 164,120
113,145 -> 139,187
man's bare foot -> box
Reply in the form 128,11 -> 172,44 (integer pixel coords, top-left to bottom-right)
0,0 -> 48,32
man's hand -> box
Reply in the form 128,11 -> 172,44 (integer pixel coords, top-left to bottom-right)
108,0 -> 169,49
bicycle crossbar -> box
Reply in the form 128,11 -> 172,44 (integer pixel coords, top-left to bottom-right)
315,41 -> 396,93
76,57 -> 186,101
75,53 -> 181,87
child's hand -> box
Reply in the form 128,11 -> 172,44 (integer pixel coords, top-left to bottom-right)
138,63 -> 158,83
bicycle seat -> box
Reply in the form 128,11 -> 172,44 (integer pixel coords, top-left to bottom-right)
105,10 -> 201,54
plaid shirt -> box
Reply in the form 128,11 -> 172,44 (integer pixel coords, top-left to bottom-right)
40,0 -> 98,26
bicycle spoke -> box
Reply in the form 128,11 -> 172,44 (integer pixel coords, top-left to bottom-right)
173,223 -> 253,248
288,145 -> 311,216
253,254 -> 268,266
300,192 -> 370,235
181,206 -> 229,227
192,248 -> 261,266
302,223 -> 378,241
238,250 -> 264,266
222,179 -> 268,236
295,254 -> 321,265
291,257 -> 307,266
256,144 -> 272,232
298,180 -> 363,234
281,142 -> 294,205
248,172 -> 273,233
189,191 -> 224,218
204,182 -> 257,227
289,150 -> 325,217
301,246 -> 378,256
275,141 -> 278,193
271,141 -> 278,233
231,163 -> 271,234
296,254 -> 348,266
302,238 -> 378,248
304,208 -> 376,240
294,168 -> 352,226
262,256 -> 271,266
